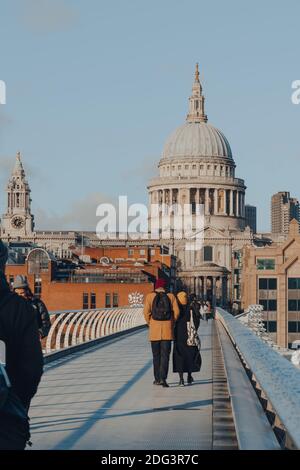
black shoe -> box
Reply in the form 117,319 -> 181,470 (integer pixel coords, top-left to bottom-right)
179,379 -> 185,387
153,380 -> 162,385
161,381 -> 169,388
187,375 -> 194,385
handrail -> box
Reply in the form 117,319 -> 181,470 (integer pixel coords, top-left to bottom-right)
45,307 -> 145,354
216,308 -> 300,449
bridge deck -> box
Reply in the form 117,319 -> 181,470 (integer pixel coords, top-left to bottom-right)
30,322 -> 213,450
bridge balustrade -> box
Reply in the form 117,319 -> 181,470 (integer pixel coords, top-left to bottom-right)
45,307 -> 145,354
216,308 -> 300,449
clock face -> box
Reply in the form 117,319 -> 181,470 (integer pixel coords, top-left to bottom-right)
11,216 -> 25,229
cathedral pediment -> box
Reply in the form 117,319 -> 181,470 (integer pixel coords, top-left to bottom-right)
203,225 -> 229,240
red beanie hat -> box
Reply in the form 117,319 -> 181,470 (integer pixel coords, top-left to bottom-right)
155,278 -> 167,290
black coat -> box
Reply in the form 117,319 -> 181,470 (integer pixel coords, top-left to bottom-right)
31,297 -> 51,339
173,302 -> 202,373
0,279 -> 44,408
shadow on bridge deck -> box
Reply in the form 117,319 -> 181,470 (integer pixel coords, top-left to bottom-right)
30,321 -> 213,450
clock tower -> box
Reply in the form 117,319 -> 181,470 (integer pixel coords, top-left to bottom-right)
1,152 -> 35,238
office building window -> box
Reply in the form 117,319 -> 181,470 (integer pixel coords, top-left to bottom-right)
263,321 -> 277,333
259,299 -> 277,312
83,293 -> 89,309
257,259 -> 275,270
259,278 -> 277,290
288,299 -> 300,311
105,293 -> 111,308
288,322 -> 300,333
288,278 -> 300,289
113,293 -> 118,307
90,293 -> 96,309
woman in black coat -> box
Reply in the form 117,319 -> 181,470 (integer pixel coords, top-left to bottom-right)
173,291 -> 201,386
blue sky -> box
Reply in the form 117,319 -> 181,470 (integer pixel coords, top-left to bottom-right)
0,0 -> 299,232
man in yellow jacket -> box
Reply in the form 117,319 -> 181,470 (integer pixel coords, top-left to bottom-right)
144,279 -> 180,387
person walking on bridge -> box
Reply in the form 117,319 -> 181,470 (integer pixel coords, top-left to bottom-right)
173,291 -> 202,386
0,241 -> 43,450
144,279 -> 180,388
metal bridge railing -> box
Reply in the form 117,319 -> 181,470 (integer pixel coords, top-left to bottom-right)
45,307 -> 145,354
216,307 -> 300,450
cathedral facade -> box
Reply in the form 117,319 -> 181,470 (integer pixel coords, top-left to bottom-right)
147,65 -> 253,306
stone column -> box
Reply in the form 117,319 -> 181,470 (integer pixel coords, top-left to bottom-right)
230,190 -> 234,216
222,276 -> 228,307
214,189 -> 218,215
212,277 -> 217,307
197,277 -> 201,298
241,193 -> 245,217
236,191 -> 240,217
203,276 -> 207,300
223,190 -> 227,215
205,188 -> 210,215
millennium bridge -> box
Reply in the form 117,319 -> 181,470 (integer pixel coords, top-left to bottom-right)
29,306 -> 300,450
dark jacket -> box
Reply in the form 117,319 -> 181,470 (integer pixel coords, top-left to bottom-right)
0,279 -> 44,408
31,297 -> 51,339
173,302 -> 201,374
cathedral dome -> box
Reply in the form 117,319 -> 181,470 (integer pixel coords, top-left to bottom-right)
161,63 -> 233,161
162,122 -> 232,160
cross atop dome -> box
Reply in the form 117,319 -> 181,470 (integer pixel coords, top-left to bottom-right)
186,63 -> 207,123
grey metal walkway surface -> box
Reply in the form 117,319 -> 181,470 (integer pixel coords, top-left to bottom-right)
29,321 -> 213,450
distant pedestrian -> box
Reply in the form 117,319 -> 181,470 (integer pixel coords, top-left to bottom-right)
199,301 -> 205,320
203,302 -> 209,322
0,241 -> 43,450
205,301 -> 211,321
13,275 -> 51,339
189,293 -> 200,319
144,279 -> 180,388
173,291 -> 201,386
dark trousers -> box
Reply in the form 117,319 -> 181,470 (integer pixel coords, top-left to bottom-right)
151,340 -> 172,382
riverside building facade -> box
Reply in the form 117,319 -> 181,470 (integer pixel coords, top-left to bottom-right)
242,219 -> 300,348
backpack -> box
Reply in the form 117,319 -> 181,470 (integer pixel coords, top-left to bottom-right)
0,292 -> 31,450
152,292 -> 172,321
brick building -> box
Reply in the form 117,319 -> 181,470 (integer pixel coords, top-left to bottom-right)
6,245 -> 176,312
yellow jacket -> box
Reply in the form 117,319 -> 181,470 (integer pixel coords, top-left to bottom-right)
143,288 -> 180,341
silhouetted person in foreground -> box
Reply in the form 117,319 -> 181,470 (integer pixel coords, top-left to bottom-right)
0,241 -> 43,450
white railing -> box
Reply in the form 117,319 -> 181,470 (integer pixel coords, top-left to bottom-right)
45,307 -> 145,354
237,305 -> 289,354
216,308 -> 300,449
